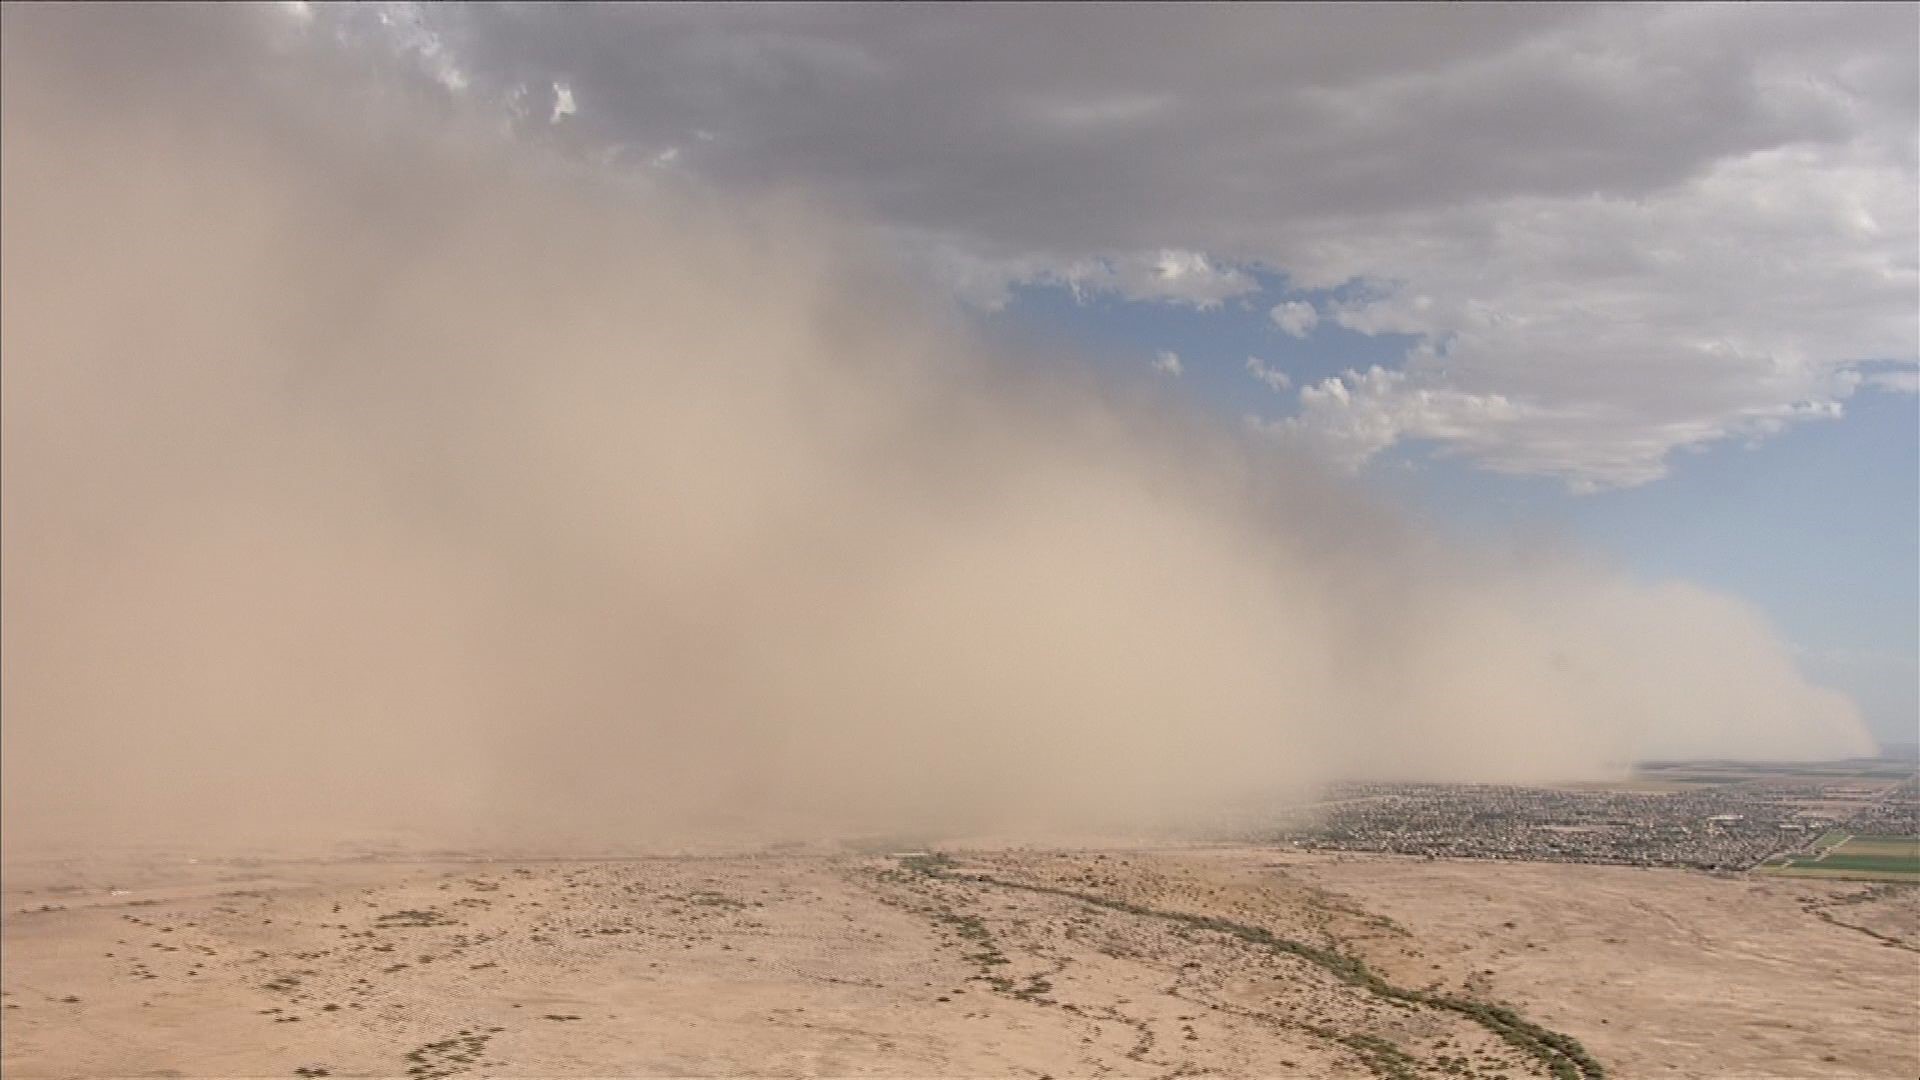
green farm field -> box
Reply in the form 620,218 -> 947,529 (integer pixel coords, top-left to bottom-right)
1757,834 -> 1920,882
1832,836 -> 1920,858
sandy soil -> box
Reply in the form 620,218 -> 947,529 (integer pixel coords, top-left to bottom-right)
3,844 -> 1914,1079
1283,853 -> 1920,1079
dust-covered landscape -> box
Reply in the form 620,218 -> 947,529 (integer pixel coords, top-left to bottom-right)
4,4 -> 1917,1078
5,833 -> 1917,1079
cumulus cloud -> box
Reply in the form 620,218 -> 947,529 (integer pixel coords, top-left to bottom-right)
1279,142 -> 1915,486
344,2 -> 1917,488
1270,301 -> 1318,338
1246,356 -> 1292,393
1867,369 -> 1920,394
1052,250 -> 1258,309
0,6 -> 1876,853
1152,349 -> 1185,377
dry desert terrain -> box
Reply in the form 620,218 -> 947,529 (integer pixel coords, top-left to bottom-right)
3,842 -> 1915,1079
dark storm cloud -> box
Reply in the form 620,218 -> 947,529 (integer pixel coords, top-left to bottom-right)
328,2 -> 1920,487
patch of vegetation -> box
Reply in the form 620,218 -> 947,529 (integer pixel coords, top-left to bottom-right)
899,853 -> 1604,1080
880,861 -> 1057,1003
1322,1028 -> 1420,1080
896,851 -> 957,876
376,908 -> 458,928
1758,834 -> 1920,883
403,1028 -> 500,1078
1801,884 -> 1920,952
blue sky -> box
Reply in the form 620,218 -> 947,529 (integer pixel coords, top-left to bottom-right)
988,278 -> 1918,746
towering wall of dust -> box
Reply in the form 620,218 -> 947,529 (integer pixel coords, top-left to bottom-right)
0,8 -> 1873,850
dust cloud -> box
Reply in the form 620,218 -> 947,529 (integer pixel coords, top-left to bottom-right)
0,7 -> 1873,852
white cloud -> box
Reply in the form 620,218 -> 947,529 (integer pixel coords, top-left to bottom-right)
900,246 -> 1263,313
1055,250 -> 1258,310
1152,349 -> 1184,377
1269,301 -> 1318,338
1277,362 -> 1853,491
1867,369 -> 1919,394
1280,144 -> 1914,487
550,82 -> 575,124
904,246 -> 1258,311
1029,93 -> 1170,131
1245,356 -> 1292,392
370,2 -> 468,93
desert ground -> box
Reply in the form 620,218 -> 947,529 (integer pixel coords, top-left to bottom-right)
3,841 -> 1915,1079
